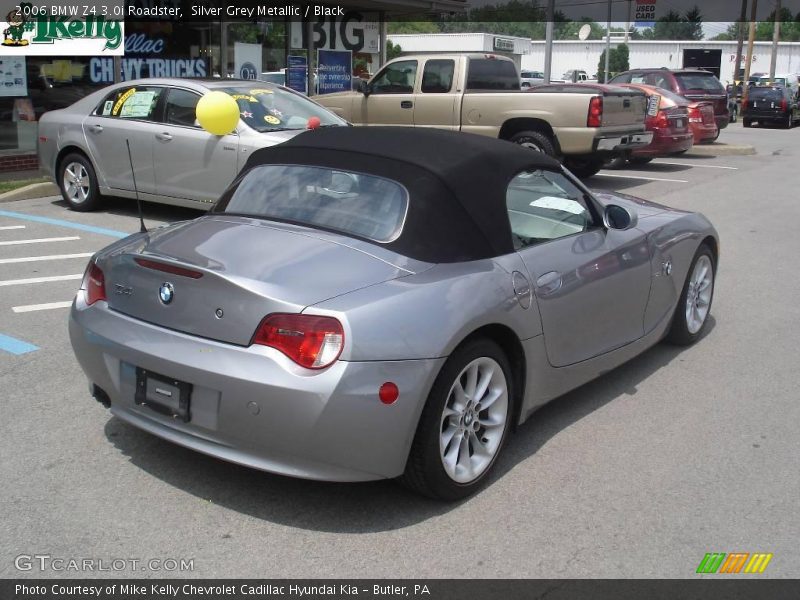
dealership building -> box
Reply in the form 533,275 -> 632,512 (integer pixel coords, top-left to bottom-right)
0,0 -> 464,173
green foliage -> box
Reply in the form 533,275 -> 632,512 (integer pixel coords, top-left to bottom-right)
640,6 -> 704,40
386,40 -> 403,61
597,43 -> 630,83
387,21 -> 439,34
711,9 -> 800,42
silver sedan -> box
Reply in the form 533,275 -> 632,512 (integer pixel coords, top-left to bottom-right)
69,127 -> 719,500
37,78 -> 347,212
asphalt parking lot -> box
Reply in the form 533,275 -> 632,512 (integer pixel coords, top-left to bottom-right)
1,122 -> 798,579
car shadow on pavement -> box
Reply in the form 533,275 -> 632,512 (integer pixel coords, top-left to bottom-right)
52,197 -> 203,223
103,316 -> 715,534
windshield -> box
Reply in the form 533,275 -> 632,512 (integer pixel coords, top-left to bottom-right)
675,73 -> 725,93
220,165 -> 408,243
749,87 -> 784,100
220,85 -> 346,132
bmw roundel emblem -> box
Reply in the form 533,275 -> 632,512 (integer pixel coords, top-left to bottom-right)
159,282 -> 174,305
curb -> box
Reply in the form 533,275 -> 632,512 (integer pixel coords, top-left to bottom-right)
684,143 -> 756,157
0,182 -> 59,203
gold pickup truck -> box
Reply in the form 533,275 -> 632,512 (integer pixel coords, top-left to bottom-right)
316,54 -> 652,178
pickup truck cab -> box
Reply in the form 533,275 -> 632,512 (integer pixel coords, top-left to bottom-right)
317,54 -> 651,178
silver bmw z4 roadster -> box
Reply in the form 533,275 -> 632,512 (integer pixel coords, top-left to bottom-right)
69,127 -> 719,500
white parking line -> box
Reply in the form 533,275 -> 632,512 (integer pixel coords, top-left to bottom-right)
0,274 -> 83,287
0,225 -> 26,231
654,161 -> 738,170
0,236 -> 80,246
595,173 -> 689,183
0,252 -> 93,265
12,301 -> 73,313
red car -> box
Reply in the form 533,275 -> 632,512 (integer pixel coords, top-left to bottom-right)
686,101 -> 719,145
610,84 -> 694,166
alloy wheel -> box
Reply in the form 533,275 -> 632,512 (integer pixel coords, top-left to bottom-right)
63,162 -> 91,204
685,255 -> 713,334
439,357 -> 508,483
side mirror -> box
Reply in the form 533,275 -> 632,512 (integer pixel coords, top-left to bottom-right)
355,79 -> 371,96
603,204 -> 638,231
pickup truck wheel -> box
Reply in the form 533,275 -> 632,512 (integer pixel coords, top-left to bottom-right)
564,157 -> 605,179
509,131 -> 556,157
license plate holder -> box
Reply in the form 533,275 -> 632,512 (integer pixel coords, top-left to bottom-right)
135,367 -> 192,422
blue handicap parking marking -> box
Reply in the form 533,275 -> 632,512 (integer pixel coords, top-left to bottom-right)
0,333 -> 39,355
0,210 -> 128,239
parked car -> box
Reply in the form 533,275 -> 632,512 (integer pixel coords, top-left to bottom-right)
520,70 -> 544,88
317,54 -> 652,178
742,85 -> 800,129
747,73 -> 799,96
608,83 -> 694,167
610,68 -> 729,135
69,127 -> 718,500
37,78 -> 347,212
685,101 -> 719,145
562,69 -> 591,83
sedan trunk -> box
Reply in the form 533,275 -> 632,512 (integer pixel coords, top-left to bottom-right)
101,216 -> 406,346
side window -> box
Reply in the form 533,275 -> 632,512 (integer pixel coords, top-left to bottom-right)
506,170 -> 594,249
466,59 -> 518,90
630,74 -> 647,84
612,72 -> 632,84
421,59 -> 455,93
652,74 -> 670,89
165,88 -> 201,128
371,61 -> 418,94
95,86 -> 164,121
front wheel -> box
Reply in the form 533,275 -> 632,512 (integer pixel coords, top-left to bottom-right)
401,339 -> 513,500
564,156 -> 605,179
509,130 -> 557,158
59,153 -> 102,212
666,245 -> 715,346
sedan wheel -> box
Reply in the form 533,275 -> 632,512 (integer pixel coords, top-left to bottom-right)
666,245 -> 715,345
60,153 -> 102,212
401,339 -> 513,500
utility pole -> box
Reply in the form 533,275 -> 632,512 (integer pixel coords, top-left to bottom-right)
769,0 -> 781,83
733,0 -> 748,83
604,0 -> 612,83
742,0 -> 758,108
624,0 -> 632,43
543,0 -> 555,83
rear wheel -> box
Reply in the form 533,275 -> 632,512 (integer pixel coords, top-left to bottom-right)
401,339 -> 513,500
604,154 -> 628,169
743,118 -> 752,128
509,130 -> 557,158
59,153 -> 102,212
729,105 -> 738,123
666,245 -> 715,346
784,114 -> 793,129
564,156 -> 605,179
628,156 -> 653,166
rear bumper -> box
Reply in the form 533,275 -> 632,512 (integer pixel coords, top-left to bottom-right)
690,123 -> 718,144
632,130 -> 693,157
69,296 -> 445,482
594,132 -> 653,153
743,110 -> 790,122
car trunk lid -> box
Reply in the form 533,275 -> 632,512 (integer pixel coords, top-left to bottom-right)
100,216 -> 407,346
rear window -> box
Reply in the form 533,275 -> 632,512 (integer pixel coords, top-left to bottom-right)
222,165 -> 408,243
467,59 -> 518,91
748,87 -> 784,100
675,73 -> 724,93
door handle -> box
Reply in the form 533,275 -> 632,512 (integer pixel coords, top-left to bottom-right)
400,101 -> 413,109
535,271 -> 562,296
155,132 -> 173,142
89,124 -> 103,134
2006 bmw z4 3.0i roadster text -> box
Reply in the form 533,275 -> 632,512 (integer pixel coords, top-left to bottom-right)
69,127 -> 719,500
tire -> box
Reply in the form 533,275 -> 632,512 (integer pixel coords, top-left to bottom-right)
784,114 -> 793,129
59,152 -> 102,212
628,156 -> 653,166
665,245 -> 715,346
604,153 -> 629,169
564,156 -> 605,179
509,130 -> 557,158
729,106 -> 738,123
743,119 -> 752,128
401,338 -> 514,501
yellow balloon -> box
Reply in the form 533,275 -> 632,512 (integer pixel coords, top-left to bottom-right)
196,91 -> 240,136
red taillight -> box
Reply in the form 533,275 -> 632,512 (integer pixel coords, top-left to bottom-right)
587,95 -> 603,127
252,313 -> 344,369
84,261 -> 106,305
134,257 -> 203,279
781,98 -> 788,111
688,106 -> 702,123
655,111 -> 669,129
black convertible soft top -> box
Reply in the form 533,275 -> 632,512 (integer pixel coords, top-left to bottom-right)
216,126 -> 562,263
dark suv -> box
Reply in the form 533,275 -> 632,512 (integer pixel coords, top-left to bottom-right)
610,69 -> 729,132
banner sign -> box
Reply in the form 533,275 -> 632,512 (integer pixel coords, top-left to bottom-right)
287,55 -> 307,94
0,3 -> 124,55
89,57 -> 207,83
291,14 -> 379,53
234,42 -> 261,80
317,49 -> 351,95
634,0 -> 657,27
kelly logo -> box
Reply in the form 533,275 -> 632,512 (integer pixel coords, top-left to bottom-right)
1,3 -> 123,55
696,552 -> 773,574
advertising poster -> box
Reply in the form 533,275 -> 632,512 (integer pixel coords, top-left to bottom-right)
317,49 -> 352,95
0,55 -> 27,96
234,42 -> 261,80
287,55 -> 307,94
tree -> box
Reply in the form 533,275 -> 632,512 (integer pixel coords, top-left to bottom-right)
597,43 -> 630,82
641,6 -> 704,40
386,40 -> 403,61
